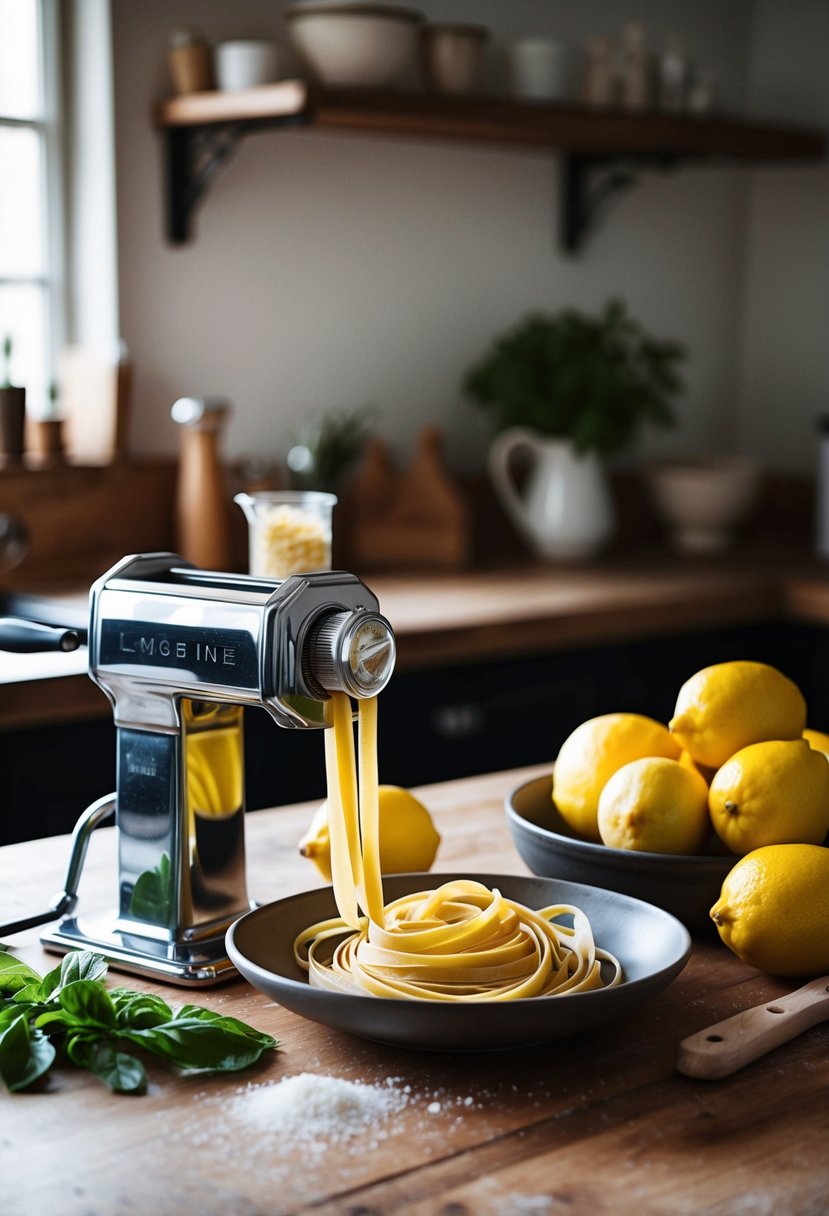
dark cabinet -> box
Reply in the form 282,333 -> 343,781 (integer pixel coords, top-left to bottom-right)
3,620 -> 825,845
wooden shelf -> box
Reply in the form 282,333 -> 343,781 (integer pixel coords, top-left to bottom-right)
153,82 -> 827,249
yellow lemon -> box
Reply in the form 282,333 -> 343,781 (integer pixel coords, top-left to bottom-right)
553,713 -> 680,843
803,727 -> 829,759
597,756 -> 710,854
708,738 -> 829,855
669,660 -> 806,768
711,844 -> 829,975
678,749 -> 718,785
299,785 -> 440,881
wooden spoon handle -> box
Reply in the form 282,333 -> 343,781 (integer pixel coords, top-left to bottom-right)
677,976 -> 829,1079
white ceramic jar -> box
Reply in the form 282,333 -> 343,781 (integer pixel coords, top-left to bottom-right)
215,40 -> 279,91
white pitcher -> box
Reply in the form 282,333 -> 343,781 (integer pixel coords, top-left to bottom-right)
488,428 -> 615,561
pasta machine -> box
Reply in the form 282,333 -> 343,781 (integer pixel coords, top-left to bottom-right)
30,553 -> 395,984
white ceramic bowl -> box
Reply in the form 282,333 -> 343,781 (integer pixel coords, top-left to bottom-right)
646,456 -> 762,554
285,3 -> 423,88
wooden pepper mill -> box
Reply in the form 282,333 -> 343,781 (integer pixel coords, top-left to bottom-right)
171,396 -> 232,570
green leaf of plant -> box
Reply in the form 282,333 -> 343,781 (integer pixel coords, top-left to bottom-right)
125,1013 -> 276,1072
110,989 -> 173,1030
0,953 -> 42,995
56,979 -> 117,1029
19,952 -> 110,1013
54,951 -> 109,991
66,1037 -> 147,1095
174,1005 -> 277,1047
464,301 -> 685,455
35,979 -> 118,1033
0,1003 -> 30,1032
12,982 -> 44,1005
0,1010 -> 55,1091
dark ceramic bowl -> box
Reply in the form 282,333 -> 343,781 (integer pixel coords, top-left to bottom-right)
227,871 -> 690,1052
506,775 -> 734,935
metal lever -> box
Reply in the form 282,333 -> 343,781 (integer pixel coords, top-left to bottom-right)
0,794 -> 115,937
0,617 -> 81,653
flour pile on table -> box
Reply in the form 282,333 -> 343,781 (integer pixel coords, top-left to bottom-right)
229,1073 -> 409,1150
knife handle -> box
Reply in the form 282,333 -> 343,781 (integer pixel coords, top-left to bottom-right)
677,976 -> 829,1079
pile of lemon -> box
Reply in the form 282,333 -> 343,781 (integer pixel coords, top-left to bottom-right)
553,660 -> 829,976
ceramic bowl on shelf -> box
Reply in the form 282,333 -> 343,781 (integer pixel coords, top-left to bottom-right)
506,773 -> 734,934
284,3 -> 424,88
645,455 -> 762,554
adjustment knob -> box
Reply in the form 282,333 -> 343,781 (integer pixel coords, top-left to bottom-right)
308,610 -> 396,699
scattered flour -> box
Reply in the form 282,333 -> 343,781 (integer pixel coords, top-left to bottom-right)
228,1072 -> 409,1150
496,1196 -> 557,1215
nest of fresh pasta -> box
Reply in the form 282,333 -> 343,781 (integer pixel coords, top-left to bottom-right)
294,694 -> 622,1002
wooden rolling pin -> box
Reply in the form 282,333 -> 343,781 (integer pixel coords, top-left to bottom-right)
677,976 -> 829,1079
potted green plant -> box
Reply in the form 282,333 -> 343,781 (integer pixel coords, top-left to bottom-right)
0,335 -> 26,467
286,404 -> 376,491
463,299 -> 685,560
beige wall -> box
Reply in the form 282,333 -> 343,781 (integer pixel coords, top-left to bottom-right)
736,0 -> 829,474
112,0 -> 769,476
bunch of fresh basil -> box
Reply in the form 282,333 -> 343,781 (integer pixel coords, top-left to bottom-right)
0,949 -> 277,1095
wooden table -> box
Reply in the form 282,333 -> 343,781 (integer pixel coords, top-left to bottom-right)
2,765 -> 828,1215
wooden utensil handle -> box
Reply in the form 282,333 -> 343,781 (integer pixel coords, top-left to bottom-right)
677,976 -> 829,1080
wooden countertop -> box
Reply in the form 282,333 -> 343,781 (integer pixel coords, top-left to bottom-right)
2,764 -> 828,1215
2,553 -> 829,729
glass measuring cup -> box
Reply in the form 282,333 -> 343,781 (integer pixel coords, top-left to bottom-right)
234,491 -> 337,578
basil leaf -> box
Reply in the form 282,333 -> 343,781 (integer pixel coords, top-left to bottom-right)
175,1005 -> 277,1047
18,952 -> 110,1012
12,982 -> 44,1005
0,1011 -> 55,1091
66,1038 -> 147,1095
0,954 -> 42,995
55,980 -> 117,1029
110,989 -> 173,1030
126,1015 -> 276,1072
0,1004 -> 29,1032
37,980 -> 118,1035
32,961 -> 66,1004
54,951 -> 109,991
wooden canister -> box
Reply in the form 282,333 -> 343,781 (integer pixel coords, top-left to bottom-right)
167,42 -> 214,95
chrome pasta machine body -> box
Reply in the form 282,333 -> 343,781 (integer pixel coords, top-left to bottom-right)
39,553 -> 396,984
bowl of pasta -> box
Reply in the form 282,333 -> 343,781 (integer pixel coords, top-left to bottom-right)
506,774 -> 733,934
227,871 -> 690,1051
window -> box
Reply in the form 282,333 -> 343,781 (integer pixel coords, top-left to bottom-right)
0,0 -> 62,418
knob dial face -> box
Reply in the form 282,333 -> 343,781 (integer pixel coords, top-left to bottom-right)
342,614 -> 396,696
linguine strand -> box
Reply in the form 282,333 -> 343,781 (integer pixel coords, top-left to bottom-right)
294,693 -> 622,1001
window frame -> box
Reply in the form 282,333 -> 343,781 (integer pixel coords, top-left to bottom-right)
0,0 -> 64,415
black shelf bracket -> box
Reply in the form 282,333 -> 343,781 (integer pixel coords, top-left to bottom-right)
560,153 -> 681,253
164,115 -> 307,244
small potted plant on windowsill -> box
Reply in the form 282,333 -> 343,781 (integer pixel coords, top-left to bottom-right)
0,335 -> 26,468
27,382 -> 65,468
463,299 -> 686,561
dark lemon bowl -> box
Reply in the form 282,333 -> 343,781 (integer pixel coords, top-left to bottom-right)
506,774 -> 734,934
